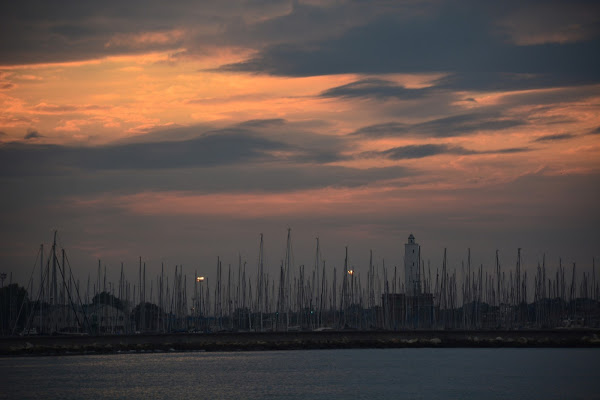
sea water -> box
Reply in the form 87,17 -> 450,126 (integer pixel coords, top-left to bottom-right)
2,348 -> 598,399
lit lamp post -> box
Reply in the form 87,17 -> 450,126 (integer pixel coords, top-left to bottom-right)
196,276 -> 205,332
347,269 -> 356,328
347,269 -> 354,305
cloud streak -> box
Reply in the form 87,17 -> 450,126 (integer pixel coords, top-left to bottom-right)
352,112 -> 527,138
320,78 -> 433,100
532,133 -> 576,142
369,143 -> 530,160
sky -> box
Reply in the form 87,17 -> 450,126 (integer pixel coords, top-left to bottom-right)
0,0 -> 599,289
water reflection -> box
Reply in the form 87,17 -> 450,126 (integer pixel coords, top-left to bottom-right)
2,349 -> 598,400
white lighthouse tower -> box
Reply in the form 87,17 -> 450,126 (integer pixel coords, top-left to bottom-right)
404,234 -> 421,297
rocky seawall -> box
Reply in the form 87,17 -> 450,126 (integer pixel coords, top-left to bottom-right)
2,330 -> 599,356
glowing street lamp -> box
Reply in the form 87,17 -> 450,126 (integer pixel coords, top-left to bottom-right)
195,276 -> 206,332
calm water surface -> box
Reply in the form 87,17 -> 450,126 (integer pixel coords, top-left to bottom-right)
2,348 -> 599,399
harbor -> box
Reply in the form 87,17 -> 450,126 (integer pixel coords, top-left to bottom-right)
2,232 -> 599,340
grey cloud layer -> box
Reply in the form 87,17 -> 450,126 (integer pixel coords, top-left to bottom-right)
0,120 -> 416,215
352,112 -> 526,138
7,118 -> 352,174
320,78 -> 432,100
1,130 -> 288,176
219,1 -> 600,90
368,143 -> 530,160
3,0 -> 598,96
0,117 -> 419,224
0,0 -> 288,64
0,0 -> 411,65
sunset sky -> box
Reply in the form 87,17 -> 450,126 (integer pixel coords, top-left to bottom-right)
1,0 -> 599,286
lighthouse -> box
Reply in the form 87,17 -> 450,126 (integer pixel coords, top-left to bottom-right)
382,233 -> 433,328
404,234 -> 421,297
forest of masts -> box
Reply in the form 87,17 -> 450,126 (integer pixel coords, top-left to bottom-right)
3,230 -> 599,336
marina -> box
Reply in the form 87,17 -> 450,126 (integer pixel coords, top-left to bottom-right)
1,232 -> 599,340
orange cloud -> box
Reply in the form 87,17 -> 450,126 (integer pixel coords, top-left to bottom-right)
32,102 -> 110,114
54,119 -> 94,132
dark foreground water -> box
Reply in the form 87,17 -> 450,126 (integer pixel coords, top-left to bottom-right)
2,348 -> 599,399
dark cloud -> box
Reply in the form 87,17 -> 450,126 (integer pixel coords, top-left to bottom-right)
235,118 -> 286,128
0,131 -> 6,136
0,1 -> 227,64
0,21 -> 128,65
415,113 -> 526,137
1,0 -> 363,66
23,129 -> 43,140
372,143 -> 530,160
1,0 -> 428,65
532,133 -> 576,142
352,112 -> 526,138
232,119 -> 349,160
112,119 -> 348,164
320,78 -> 432,100
590,126 -> 600,135
491,147 -> 531,154
352,122 -> 409,138
2,131 -> 288,175
223,1 -> 380,47
538,117 -> 579,126
218,2 -> 600,90
1,119 -> 352,177
2,0 -> 598,96
98,131 -> 289,169
382,144 -> 468,159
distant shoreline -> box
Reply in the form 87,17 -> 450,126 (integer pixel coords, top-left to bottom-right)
1,329 -> 599,356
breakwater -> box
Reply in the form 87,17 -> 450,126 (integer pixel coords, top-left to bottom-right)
2,329 -> 599,356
